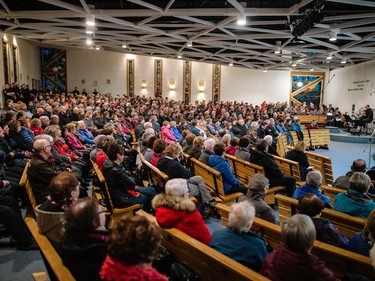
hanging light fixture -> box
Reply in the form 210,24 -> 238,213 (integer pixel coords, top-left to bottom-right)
122,43 -> 128,48
187,40 -> 193,47
86,37 -> 93,45
86,25 -> 94,35
237,14 -> 246,25
86,14 -> 95,26
329,31 -> 337,41
326,53 -> 333,60
274,41 -> 281,54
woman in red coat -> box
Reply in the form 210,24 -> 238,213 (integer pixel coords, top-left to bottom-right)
152,178 -> 212,245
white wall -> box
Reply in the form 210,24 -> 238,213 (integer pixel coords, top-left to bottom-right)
325,60 -> 375,114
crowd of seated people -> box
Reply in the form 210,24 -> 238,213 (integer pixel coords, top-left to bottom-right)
1,85 -> 375,279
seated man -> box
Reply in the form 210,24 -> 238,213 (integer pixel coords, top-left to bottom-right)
293,170 -> 332,208
250,139 -> 296,197
27,138 -> 60,204
208,143 -> 247,195
198,138 -> 216,165
260,214 -> 335,281
333,159 -> 368,191
334,172 -> 375,219
210,200 -> 267,271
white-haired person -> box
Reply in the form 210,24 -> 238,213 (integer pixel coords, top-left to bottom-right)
260,214 -> 335,281
238,174 -> 277,224
152,178 -> 211,245
209,200 -> 267,271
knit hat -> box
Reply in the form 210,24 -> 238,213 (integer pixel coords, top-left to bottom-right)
94,134 -> 107,148
248,174 -> 269,192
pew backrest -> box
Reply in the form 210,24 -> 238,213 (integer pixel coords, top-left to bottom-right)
273,155 -> 302,182
137,210 -> 270,281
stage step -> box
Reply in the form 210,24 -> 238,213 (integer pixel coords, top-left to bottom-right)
325,126 -> 341,134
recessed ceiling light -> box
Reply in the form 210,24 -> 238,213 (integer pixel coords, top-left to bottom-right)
177,54 -> 182,59
187,40 -> 193,47
329,31 -> 337,41
263,69 -> 267,73
96,46 -> 100,50
122,43 -> 127,48
341,59 -> 347,64
229,62 -> 233,67
86,14 -> 95,26
237,14 -> 246,26
327,54 -> 333,60
86,38 -> 93,45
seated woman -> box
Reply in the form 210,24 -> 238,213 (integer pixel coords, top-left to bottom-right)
347,209 -> 375,256
8,120 -> 33,152
65,122 -> 88,151
235,137 -> 251,162
161,120 -> 177,145
182,133 -> 195,153
61,198 -> 108,281
225,137 -> 239,156
18,117 -> 35,148
188,136 -> 204,159
210,200 -> 267,271
260,214 -> 335,281
30,118 -> 44,136
100,215 -> 167,281
297,193 -> 348,248
209,143 -> 247,195
285,141 -> 311,180
238,174 -> 277,224
150,138 -> 166,167
157,143 -> 216,210
152,178 -> 211,245
77,120 -> 95,145
144,136 -> 157,162
334,172 -> 375,219
102,144 -> 156,212
35,172 -> 80,248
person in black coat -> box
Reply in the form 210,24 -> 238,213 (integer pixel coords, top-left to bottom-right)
61,198 -> 109,281
102,144 -> 156,212
250,139 -> 296,196
285,141 -> 311,181
157,143 -> 191,179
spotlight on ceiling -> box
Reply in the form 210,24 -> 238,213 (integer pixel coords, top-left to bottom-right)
237,14 -> 246,26
326,53 -> 333,60
341,58 -> 347,64
263,68 -> 268,73
95,46 -> 100,50
229,61 -> 233,67
274,41 -> 281,54
292,61 -> 297,67
329,31 -> 337,41
86,25 -> 94,35
122,43 -> 128,48
86,38 -> 93,45
86,14 -> 95,26
187,40 -> 193,47
177,54 -> 182,59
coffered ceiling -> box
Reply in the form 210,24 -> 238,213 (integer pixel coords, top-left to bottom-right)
1,0 -> 375,71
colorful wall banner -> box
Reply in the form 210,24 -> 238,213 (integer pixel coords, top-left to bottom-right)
126,59 -> 134,97
183,60 -> 192,104
212,64 -> 221,102
290,71 -> 325,106
154,59 -> 163,98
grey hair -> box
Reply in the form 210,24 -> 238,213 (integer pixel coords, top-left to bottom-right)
204,138 -> 216,150
306,170 -> 322,187
39,116 -> 49,123
263,135 -> 273,145
165,179 -> 189,198
349,172 -> 372,193
34,134 -> 53,143
33,138 -> 50,152
228,201 -> 255,233
281,214 -> 316,253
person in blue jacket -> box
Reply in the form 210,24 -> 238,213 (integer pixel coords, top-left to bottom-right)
208,142 -> 247,195
210,200 -> 268,271
77,121 -> 94,145
347,209 -> 375,256
334,172 -> 375,219
293,170 -> 332,208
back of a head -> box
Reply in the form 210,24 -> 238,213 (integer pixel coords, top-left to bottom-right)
248,174 -> 269,193
153,138 -> 167,154
230,137 -> 239,146
48,171 -> 79,203
306,170 -> 322,187
256,139 -> 268,152
164,142 -> 180,157
214,142 -> 225,156
364,209 -> 375,241
297,193 -> 325,217
351,159 -> 367,173
349,172 -> 371,193
185,134 -> 196,145
64,197 -> 100,235
294,141 -> 306,152
281,214 -> 316,252
204,138 -> 216,150
263,135 -> 273,145
238,137 -> 249,148
106,144 -> 124,161
193,136 -> 205,148
165,178 -> 188,197
107,215 -> 162,266
229,200 -> 255,233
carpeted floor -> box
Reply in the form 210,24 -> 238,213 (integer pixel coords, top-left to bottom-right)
1,139 -> 373,280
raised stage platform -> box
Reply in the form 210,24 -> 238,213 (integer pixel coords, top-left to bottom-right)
327,127 -> 374,143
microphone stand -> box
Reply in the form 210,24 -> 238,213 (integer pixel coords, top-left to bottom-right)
363,136 -> 373,168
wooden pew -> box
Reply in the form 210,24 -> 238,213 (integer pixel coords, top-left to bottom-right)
130,128 -> 139,149
224,154 -> 282,205
216,203 -> 375,280
189,157 -> 242,205
273,155 -> 302,183
181,152 -> 193,172
19,161 -> 38,217
320,185 -> 346,207
137,210 -> 270,281
141,159 -> 169,192
309,129 -> 330,149
295,115 -> 327,126
91,161 -> 141,228
24,216 -> 75,281
276,133 -> 288,157
275,194 -> 366,238
286,146 -> 334,186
